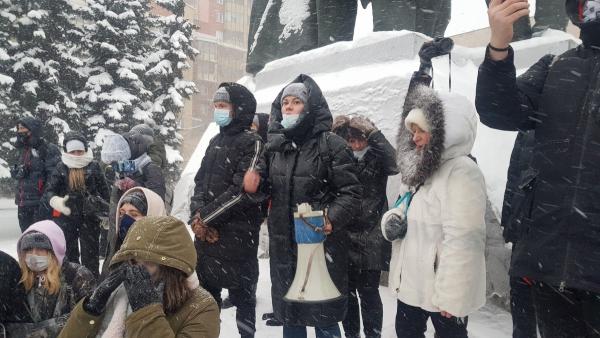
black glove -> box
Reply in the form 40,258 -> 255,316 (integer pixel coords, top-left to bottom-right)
382,212 -> 408,242
84,264 -> 126,315
124,264 -> 163,312
419,37 -> 454,67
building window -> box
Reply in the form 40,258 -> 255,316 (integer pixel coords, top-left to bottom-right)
216,31 -> 223,41
217,0 -> 224,4
216,12 -> 224,23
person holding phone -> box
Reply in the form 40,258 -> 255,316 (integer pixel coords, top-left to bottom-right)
476,0 -> 600,336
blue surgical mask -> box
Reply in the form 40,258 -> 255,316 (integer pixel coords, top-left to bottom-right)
119,214 -> 137,242
214,109 -> 232,127
281,114 -> 300,129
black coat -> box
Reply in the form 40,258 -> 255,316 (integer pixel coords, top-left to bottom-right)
476,45 -> 600,293
260,75 -> 362,327
348,130 -> 397,271
500,130 -> 536,244
44,161 -> 110,222
11,117 -> 61,208
0,250 -> 30,323
191,83 -> 265,289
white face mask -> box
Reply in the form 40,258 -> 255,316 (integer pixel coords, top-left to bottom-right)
26,254 -> 49,272
353,146 -> 370,160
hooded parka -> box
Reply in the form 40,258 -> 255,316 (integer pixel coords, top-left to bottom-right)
58,216 -> 220,338
259,74 -> 362,327
382,86 -> 487,317
101,187 -> 167,277
190,82 -> 265,289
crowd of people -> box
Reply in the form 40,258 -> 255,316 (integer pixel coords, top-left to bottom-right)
0,0 -> 599,337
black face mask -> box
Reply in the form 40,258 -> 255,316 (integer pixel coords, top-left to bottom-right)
16,132 -> 30,146
580,22 -> 600,49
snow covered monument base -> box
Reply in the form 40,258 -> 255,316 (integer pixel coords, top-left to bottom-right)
173,30 -> 580,306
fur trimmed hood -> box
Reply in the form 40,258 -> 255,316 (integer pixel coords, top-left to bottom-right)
397,86 -> 478,186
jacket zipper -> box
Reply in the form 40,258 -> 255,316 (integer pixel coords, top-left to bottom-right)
560,53 -> 600,292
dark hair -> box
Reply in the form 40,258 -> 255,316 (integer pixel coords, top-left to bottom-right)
159,265 -> 191,314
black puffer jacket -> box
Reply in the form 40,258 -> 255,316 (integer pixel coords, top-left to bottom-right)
11,117 -> 61,208
348,131 -> 398,271
44,161 -> 110,221
500,130 -> 536,244
476,44 -> 600,293
259,74 -> 362,327
191,82 -> 265,288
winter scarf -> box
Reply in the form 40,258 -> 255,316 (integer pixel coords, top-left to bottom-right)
397,86 -> 445,187
61,150 -> 94,169
96,273 -> 200,338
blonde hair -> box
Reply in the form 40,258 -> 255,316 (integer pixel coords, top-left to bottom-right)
19,251 -> 62,295
68,168 -> 86,191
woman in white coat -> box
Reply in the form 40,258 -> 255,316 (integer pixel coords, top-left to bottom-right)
381,85 -> 487,338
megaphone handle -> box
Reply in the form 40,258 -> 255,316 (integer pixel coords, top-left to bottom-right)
299,216 -> 324,233
300,245 -> 322,296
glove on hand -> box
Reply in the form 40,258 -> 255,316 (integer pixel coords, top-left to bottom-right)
49,196 -> 71,216
84,264 -> 126,315
349,116 -> 377,137
124,264 -> 163,312
380,207 -> 408,242
115,177 -> 137,192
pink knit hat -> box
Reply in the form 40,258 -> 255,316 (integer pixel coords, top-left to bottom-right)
17,220 -> 66,266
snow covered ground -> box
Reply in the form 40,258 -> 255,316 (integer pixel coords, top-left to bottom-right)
0,198 -> 512,337
220,260 -> 512,338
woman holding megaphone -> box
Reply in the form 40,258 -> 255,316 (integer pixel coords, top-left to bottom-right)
244,74 -> 362,338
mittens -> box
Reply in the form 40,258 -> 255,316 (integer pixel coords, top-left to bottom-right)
49,196 -> 71,216
124,264 -> 163,312
380,207 -> 408,242
115,177 -> 137,192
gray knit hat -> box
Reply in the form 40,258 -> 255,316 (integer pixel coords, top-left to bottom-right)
19,231 -> 52,252
281,83 -> 308,106
213,87 -> 231,103
120,191 -> 148,216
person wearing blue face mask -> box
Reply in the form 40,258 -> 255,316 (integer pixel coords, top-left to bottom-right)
245,75 -> 362,338
190,83 -> 265,338
100,187 -> 166,279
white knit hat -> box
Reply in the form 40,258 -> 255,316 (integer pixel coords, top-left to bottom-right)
404,108 -> 431,133
101,134 -> 131,164
65,140 -> 85,153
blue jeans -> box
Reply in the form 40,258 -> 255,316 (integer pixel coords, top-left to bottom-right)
283,324 -> 341,338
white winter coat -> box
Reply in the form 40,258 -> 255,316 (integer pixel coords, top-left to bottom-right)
382,90 -> 487,317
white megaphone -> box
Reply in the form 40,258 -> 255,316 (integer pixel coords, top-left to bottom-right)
284,203 -> 342,302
